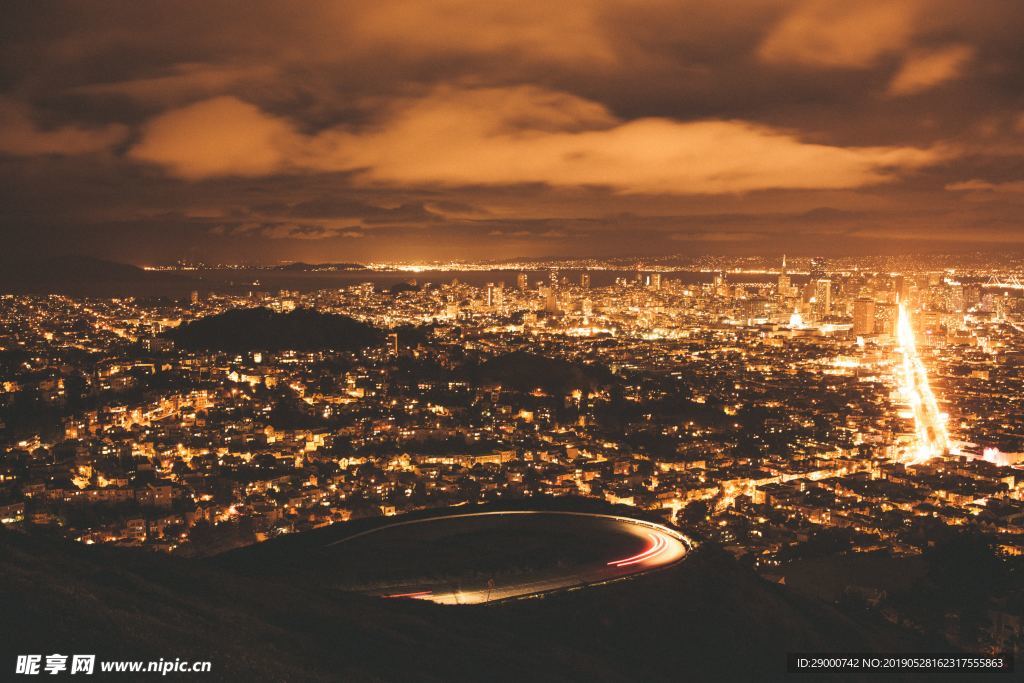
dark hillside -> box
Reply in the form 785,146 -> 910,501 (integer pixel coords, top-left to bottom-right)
163,307 -> 381,352
1,524 -> 942,682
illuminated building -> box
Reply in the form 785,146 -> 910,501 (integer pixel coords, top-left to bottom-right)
544,288 -> 559,314
853,298 -> 875,335
713,271 -> 727,297
788,308 -> 804,329
874,302 -> 897,336
813,279 -> 831,319
777,255 -> 791,299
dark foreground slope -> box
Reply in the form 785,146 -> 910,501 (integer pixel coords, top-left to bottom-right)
0,529 -> 941,682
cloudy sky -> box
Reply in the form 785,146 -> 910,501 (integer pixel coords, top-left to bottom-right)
2,0 -> 1023,264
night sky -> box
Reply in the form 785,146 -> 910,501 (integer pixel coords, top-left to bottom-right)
2,1 -> 1023,264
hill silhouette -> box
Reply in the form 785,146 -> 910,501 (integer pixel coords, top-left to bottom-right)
164,307 -> 381,352
275,262 -> 367,271
0,255 -> 189,294
1,517 -> 939,682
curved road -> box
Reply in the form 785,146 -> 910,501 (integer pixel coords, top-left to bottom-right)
326,510 -> 693,605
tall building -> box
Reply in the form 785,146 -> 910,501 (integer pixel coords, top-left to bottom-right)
544,288 -> 559,314
580,272 -> 591,289
649,273 -> 661,290
516,273 -> 529,291
963,284 -> 980,311
713,271 -> 727,296
486,283 -> 496,307
874,302 -> 897,336
386,332 -> 399,355
777,255 -> 790,298
947,283 -> 964,314
814,278 -> 832,319
853,298 -> 875,335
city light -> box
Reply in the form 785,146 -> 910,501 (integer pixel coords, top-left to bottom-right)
2,254 -> 1021,657
895,302 -> 952,464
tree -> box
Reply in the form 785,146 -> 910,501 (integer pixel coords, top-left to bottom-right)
682,500 -> 709,524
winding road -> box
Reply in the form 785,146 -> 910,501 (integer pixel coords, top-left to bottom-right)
326,510 -> 693,605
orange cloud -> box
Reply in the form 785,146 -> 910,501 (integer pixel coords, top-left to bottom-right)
343,0 -> 616,65
759,0 -> 921,68
0,98 -> 127,156
946,179 -> 1024,193
887,45 -> 973,95
130,96 -> 302,179
130,86 -> 946,193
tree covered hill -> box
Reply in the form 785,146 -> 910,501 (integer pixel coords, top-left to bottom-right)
163,307 -> 382,352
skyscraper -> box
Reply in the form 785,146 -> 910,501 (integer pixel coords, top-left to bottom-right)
853,298 -> 875,335
544,288 -> 559,314
814,278 -> 832,319
517,273 -> 529,291
874,302 -> 897,336
713,271 -> 727,296
649,273 -> 661,290
580,272 -> 591,289
777,255 -> 790,298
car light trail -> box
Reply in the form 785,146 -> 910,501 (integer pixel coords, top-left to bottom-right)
332,511 -> 693,604
383,590 -> 433,599
607,531 -> 668,567
896,302 -> 951,464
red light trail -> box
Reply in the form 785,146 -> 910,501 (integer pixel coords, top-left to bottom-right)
607,531 -> 669,568
383,591 -> 433,599
332,512 -> 692,604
